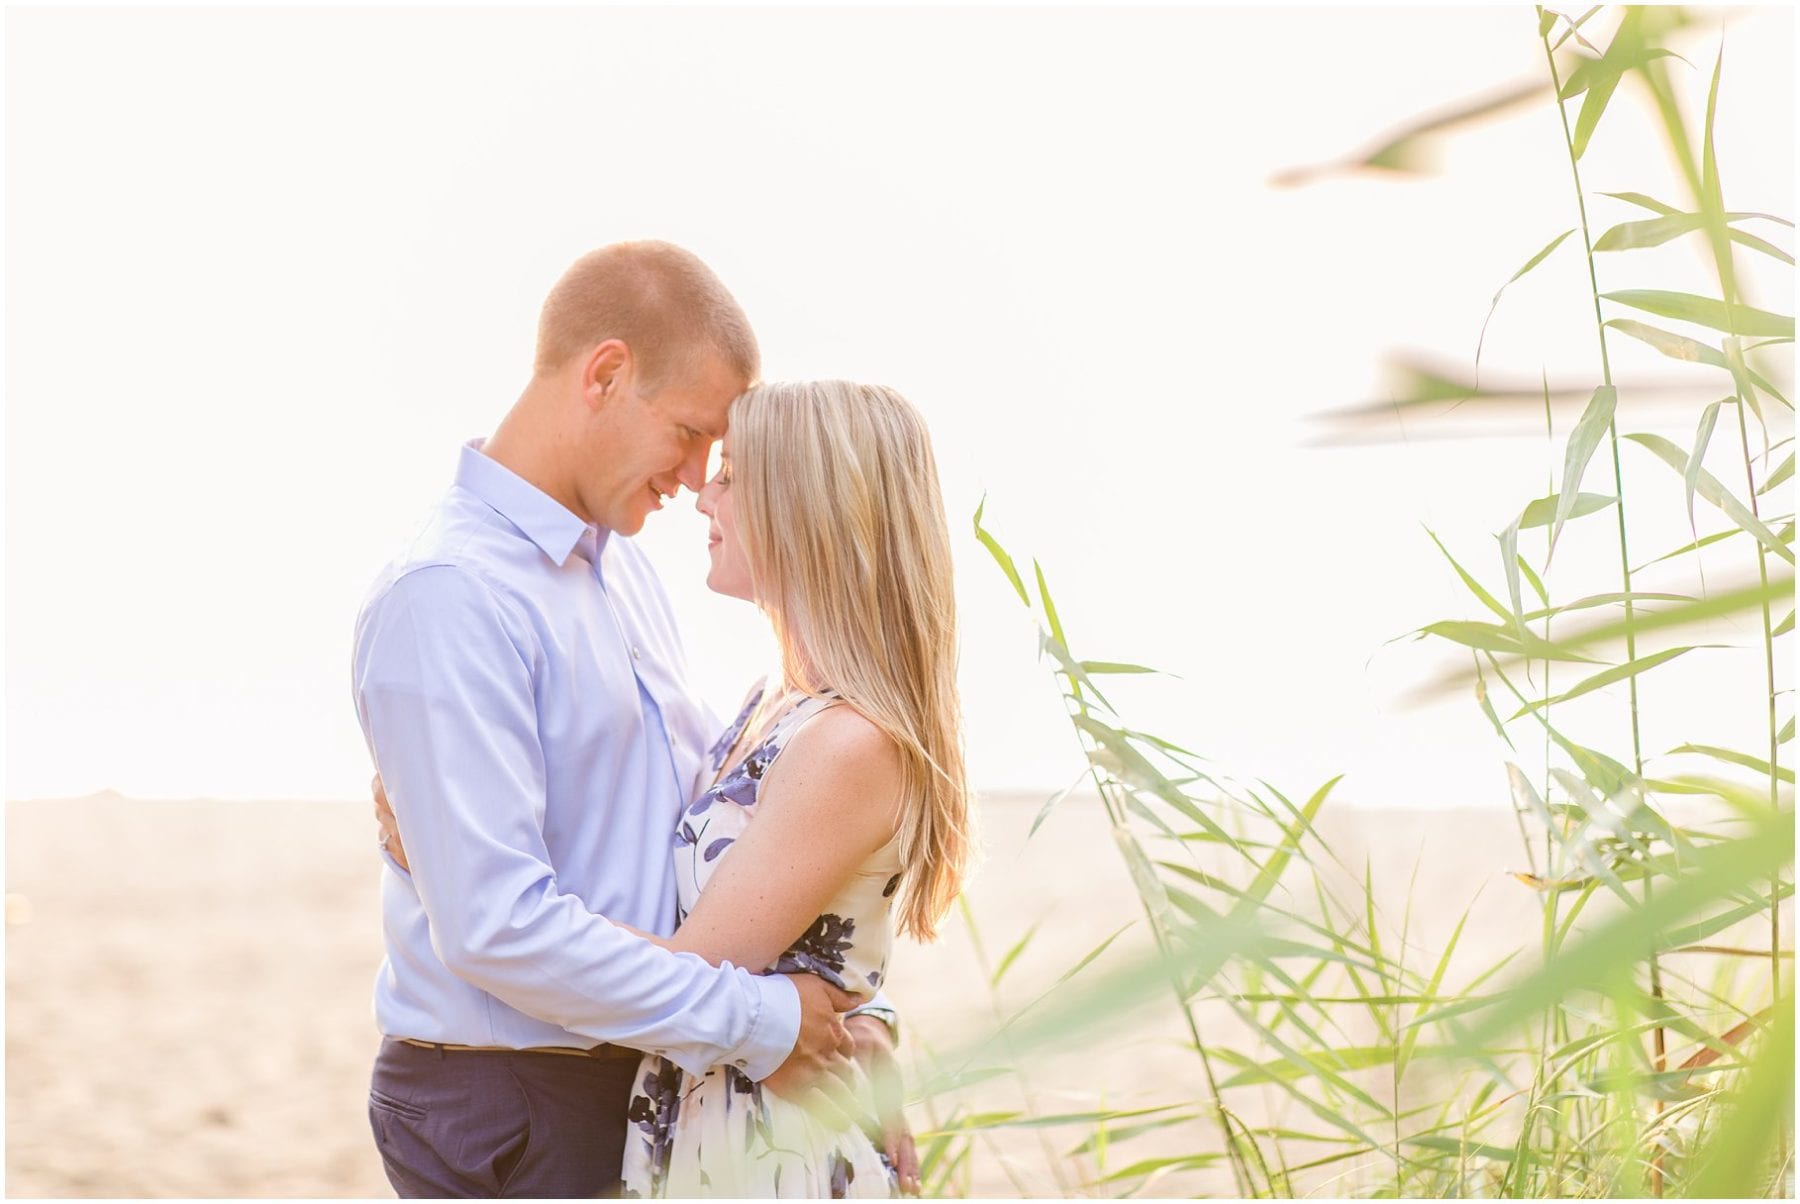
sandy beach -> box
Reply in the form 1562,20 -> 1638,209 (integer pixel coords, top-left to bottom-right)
4,791 -> 1607,1198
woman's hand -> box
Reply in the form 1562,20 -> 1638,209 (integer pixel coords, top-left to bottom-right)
372,773 -> 409,872
846,1013 -> 919,1195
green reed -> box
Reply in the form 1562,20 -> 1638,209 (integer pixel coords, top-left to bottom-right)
920,7 -> 1791,1198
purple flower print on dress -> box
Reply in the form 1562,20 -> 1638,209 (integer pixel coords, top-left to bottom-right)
774,913 -> 856,990
713,736 -> 780,808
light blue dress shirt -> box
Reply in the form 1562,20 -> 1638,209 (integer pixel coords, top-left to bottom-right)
352,441 -> 801,1080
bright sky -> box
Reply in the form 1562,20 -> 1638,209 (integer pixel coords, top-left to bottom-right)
5,5 -> 1793,808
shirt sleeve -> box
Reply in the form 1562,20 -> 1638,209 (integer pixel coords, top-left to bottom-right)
354,564 -> 801,1080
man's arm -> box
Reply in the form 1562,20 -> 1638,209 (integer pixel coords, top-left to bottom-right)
355,564 -> 811,1079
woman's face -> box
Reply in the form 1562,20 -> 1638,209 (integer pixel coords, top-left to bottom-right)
696,433 -> 756,602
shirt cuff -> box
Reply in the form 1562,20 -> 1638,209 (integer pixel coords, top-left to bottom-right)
728,971 -> 802,1082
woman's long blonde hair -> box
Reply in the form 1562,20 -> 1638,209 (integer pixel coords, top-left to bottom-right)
730,380 -> 972,941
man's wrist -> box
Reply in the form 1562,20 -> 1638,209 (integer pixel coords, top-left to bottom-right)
733,970 -> 803,1081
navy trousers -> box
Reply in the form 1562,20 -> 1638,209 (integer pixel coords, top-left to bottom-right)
368,1038 -> 643,1198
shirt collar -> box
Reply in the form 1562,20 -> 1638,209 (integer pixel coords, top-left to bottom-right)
455,439 -> 609,567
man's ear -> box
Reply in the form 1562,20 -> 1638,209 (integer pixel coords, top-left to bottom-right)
580,339 -> 634,412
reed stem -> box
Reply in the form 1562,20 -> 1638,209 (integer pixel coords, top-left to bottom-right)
1538,17 -> 1666,1192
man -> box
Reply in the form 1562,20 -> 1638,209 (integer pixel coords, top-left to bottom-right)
353,242 -> 896,1197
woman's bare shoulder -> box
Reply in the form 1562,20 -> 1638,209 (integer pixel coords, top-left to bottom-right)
764,702 -> 904,831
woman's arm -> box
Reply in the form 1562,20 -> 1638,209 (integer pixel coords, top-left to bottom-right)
668,703 -> 903,975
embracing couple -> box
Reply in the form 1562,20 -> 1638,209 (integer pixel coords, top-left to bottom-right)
351,241 -> 973,1198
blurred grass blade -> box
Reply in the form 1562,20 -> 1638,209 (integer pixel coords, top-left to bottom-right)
1550,385 -> 1617,561
991,921 -> 1042,988
1080,661 -> 1156,675
1687,991 -> 1795,1199
1603,289 -> 1794,338
1052,924 -> 1134,989
1270,79 -> 1544,186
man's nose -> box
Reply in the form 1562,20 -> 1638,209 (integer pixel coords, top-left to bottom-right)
675,444 -> 709,493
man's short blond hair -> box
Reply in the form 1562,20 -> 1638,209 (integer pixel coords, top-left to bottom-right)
533,241 -> 760,392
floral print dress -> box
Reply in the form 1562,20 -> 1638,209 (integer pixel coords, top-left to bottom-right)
620,682 -> 901,1199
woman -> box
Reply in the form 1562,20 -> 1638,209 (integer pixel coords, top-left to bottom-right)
616,379 -> 972,1197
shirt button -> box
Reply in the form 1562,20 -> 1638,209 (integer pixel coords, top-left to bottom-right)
734,1059 -> 748,1068
631,645 -> 642,660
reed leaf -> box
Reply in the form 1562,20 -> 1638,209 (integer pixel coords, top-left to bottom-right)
1041,633 -> 1118,716
1593,209 -> 1792,252
1666,742 -> 1795,785
1625,432 -> 1796,564
1028,773 -> 1087,841
1427,810 -> 1792,1045
1233,776 -> 1339,919
1507,645 -> 1713,719
1516,490 -> 1615,529
1602,289 -> 1795,339
1427,527 -> 1514,623
1550,385 -> 1616,561
1759,450 -> 1793,494
1477,662 -> 1517,750
1478,229 -> 1575,372
1684,398 -> 1729,533
1400,904 -> 1473,1077
1413,618 -> 1600,662
1079,661 -> 1156,675
971,497 -> 1028,607
1520,590 -> 1696,622
1605,316 -> 1728,366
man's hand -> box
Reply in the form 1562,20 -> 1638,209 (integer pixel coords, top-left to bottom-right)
847,1013 -> 919,1195
761,975 -> 862,1127
372,773 -> 409,872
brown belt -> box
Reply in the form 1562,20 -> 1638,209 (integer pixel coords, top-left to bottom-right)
397,1037 -> 639,1063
